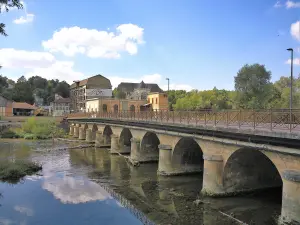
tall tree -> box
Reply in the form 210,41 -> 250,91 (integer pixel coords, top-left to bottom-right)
55,81 -> 70,98
234,64 -> 273,109
0,0 -> 23,36
12,76 -> 34,103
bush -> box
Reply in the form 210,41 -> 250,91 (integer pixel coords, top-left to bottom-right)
0,160 -> 42,183
0,129 -> 19,138
10,117 -> 67,140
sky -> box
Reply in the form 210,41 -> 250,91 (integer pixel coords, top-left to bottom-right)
0,0 -> 300,91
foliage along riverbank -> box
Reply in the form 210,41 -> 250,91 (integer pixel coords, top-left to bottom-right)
0,160 -> 42,183
1,117 -> 67,140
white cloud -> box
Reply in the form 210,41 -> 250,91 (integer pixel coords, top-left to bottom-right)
14,206 -> 34,216
0,48 -> 83,83
274,1 -> 283,7
0,48 -> 55,69
291,21 -> 300,41
42,24 -> 145,58
285,58 -> 300,65
13,13 -> 34,24
108,73 -> 193,91
24,61 -> 84,83
12,1 -> 34,24
286,0 -> 300,8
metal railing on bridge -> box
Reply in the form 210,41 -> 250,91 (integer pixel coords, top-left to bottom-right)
67,109 -> 300,132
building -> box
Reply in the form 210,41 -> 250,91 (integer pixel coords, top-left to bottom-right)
70,74 -> 112,112
86,92 -> 169,113
50,94 -> 71,116
86,98 -> 147,113
147,92 -> 169,110
117,81 -> 163,100
0,95 -> 12,117
12,102 -> 37,116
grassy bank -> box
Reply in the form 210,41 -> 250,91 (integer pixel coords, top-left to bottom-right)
0,160 -> 42,183
1,117 -> 66,139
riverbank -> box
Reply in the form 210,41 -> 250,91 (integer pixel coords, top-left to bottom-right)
0,117 -> 66,140
0,160 -> 42,183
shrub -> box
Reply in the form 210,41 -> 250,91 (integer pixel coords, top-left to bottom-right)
9,117 -> 66,140
0,160 -> 42,183
0,129 -> 19,138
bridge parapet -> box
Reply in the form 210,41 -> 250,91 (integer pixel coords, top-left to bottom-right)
67,109 -> 300,139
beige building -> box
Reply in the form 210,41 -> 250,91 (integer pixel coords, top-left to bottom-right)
86,92 -> 169,113
70,74 -> 112,112
86,98 -> 147,113
147,92 -> 169,110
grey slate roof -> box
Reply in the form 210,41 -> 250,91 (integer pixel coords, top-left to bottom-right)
117,81 -> 163,93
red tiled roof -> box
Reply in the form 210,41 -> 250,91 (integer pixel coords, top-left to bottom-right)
12,102 -> 37,110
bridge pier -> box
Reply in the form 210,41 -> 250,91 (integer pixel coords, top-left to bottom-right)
281,170 -> 300,224
78,127 -> 86,140
130,138 -> 141,161
86,129 -> 93,142
95,131 -> 104,147
201,154 -> 225,196
69,125 -> 74,136
73,125 -> 80,138
157,144 -> 173,175
111,134 -> 130,154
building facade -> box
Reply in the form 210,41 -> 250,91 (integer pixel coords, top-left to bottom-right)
86,98 -> 147,113
147,92 -> 169,110
50,94 -> 71,116
117,81 -> 163,100
0,96 -> 12,117
70,74 -> 112,112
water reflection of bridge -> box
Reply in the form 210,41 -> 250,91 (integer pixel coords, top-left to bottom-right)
70,148 -> 210,224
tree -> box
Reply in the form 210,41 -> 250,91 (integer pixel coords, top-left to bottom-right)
234,64 -> 273,109
113,88 -> 126,99
55,81 -> 70,98
12,76 -> 34,103
0,0 -> 23,36
28,76 -> 48,90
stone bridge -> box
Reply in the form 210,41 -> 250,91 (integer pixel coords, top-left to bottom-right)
68,117 -> 300,223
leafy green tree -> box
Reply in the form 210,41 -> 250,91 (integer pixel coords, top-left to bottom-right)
167,90 -> 187,110
113,88 -> 126,99
28,76 -> 48,90
55,81 -> 70,98
234,64 -> 273,109
12,76 -> 34,104
0,0 -> 23,36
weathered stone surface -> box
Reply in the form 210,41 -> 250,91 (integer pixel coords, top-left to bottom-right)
78,127 -> 86,140
69,125 -> 74,136
281,170 -> 300,224
86,129 -> 93,143
73,126 -> 79,138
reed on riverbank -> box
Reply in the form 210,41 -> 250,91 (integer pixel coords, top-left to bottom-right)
1,117 -> 66,139
0,160 -> 42,183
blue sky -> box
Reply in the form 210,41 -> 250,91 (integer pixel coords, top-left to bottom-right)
0,0 -> 300,91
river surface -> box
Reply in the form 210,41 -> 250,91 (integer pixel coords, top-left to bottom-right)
0,139 -> 283,225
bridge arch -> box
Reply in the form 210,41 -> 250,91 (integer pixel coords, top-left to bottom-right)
172,137 -> 203,173
119,128 -> 133,152
103,125 -> 113,145
82,123 -> 88,130
91,124 -> 98,140
223,147 -> 282,193
140,131 -> 160,162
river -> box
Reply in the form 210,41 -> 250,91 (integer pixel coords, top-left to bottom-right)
0,139 -> 283,225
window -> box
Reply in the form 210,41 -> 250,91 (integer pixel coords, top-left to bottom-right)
155,98 -> 158,104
